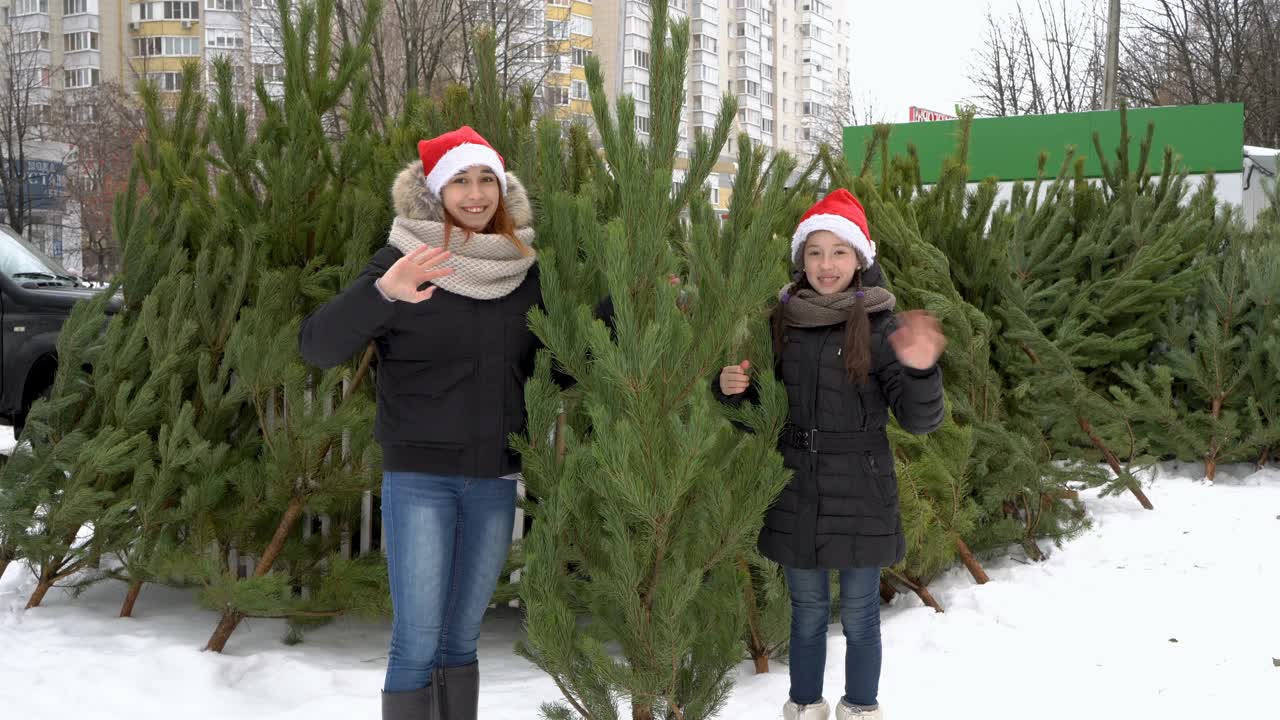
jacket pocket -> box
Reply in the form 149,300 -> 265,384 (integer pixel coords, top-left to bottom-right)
504,365 -> 528,438
392,359 -> 477,398
868,452 -> 898,502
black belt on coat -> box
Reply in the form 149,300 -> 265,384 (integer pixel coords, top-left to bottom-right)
780,424 -> 890,455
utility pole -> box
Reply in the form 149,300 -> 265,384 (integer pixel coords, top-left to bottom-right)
1103,0 -> 1121,109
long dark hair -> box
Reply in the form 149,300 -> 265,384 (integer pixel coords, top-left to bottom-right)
771,268 -> 872,385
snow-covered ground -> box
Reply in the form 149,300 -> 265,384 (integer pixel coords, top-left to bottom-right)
2,420 -> 1278,719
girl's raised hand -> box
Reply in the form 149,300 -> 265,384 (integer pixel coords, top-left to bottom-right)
889,310 -> 947,370
376,246 -> 454,303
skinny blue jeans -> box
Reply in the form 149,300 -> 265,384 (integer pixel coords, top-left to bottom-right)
381,472 -> 516,692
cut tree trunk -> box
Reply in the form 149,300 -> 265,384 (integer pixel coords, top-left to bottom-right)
889,570 -> 943,613
204,495 -> 306,652
1205,397 -> 1225,481
1023,538 -> 1045,562
1260,447 -> 1272,468
26,572 -> 54,609
120,580 -> 143,618
738,554 -> 770,674
1077,416 -> 1153,510
954,536 -> 990,584
879,577 -> 897,604
206,350 -> 376,652
0,546 -> 13,584
555,411 -> 568,463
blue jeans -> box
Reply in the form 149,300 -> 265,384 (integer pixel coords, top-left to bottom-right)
784,566 -> 882,708
381,472 -> 516,693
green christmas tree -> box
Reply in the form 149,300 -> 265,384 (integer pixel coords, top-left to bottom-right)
1112,198 -> 1280,479
513,2 -> 801,717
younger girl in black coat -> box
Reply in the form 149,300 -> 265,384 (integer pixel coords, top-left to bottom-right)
716,190 -> 946,720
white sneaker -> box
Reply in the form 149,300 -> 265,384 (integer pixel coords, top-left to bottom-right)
783,698 -> 831,720
835,699 -> 883,720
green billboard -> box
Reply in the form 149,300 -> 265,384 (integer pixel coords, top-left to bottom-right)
843,103 -> 1244,185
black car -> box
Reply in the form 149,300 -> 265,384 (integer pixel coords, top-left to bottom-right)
0,225 -> 122,437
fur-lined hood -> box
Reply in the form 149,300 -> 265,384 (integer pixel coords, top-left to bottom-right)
391,159 -> 533,228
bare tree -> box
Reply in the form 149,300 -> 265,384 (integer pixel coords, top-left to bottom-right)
809,84 -> 885,149
1,6 -> 59,235
1121,0 -> 1257,105
51,83 -> 144,281
328,0 -> 551,128
455,0 -> 554,97
1120,0 -> 1280,146
1247,0 -> 1280,146
967,0 -> 1105,117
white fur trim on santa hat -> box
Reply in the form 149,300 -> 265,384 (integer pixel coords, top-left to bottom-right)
790,214 -> 876,267
424,143 -> 508,197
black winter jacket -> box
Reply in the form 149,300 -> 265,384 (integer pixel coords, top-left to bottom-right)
298,163 -> 547,479
714,286 -> 945,569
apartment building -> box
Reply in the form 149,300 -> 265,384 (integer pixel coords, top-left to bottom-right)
542,0 -> 595,126
592,0 -> 855,210
1,0 -> 287,267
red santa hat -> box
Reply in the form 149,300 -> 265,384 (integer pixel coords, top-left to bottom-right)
418,126 -> 508,198
790,189 -> 876,267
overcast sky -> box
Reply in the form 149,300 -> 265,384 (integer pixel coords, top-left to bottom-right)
848,0 -> 1042,123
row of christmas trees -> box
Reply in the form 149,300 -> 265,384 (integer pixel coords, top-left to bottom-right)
0,0 -> 1276,717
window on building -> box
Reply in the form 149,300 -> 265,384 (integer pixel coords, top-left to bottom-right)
70,103 -> 98,122
571,79 -> 588,101
254,63 -> 284,83
16,31 -> 50,51
63,0 -> 90,15
633,49 -> 650,69
572,47 -> 592,66
64,66 -> 101,89
206,0 -> 244,9
546,85 -> 569,106
635,115 -> 650,134
633,83 -> 649,101
163,1 -> 199,19
63,31 -> 99,51
14,0 -> 49,15
252,24 -> 277,44
545,19 -> 568,39
569,14 -> 592,36
146,70 -> 183,91
206,29 -> 245,48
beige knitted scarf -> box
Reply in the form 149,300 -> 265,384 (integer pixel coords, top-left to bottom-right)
779,283 -> 897,328
386,219 -> 537,300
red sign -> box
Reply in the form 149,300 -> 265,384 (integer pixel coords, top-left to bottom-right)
909,106 -> 957,123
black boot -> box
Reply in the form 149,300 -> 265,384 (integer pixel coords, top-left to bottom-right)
439,662 -> 479,720
381,681 -> 440,720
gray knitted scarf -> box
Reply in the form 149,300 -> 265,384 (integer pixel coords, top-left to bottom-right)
387,219 -> 537,300
779,283 -> 897,328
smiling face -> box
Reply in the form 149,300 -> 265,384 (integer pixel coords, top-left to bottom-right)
802,230 -> 860,295
440,165 -> 502,231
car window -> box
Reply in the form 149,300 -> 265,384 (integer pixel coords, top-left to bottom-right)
0,225 -> 80,285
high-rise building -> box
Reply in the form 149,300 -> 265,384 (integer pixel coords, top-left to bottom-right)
542,0 -> 595,127
592,0 -> 856,211
0,0 -> 289,270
